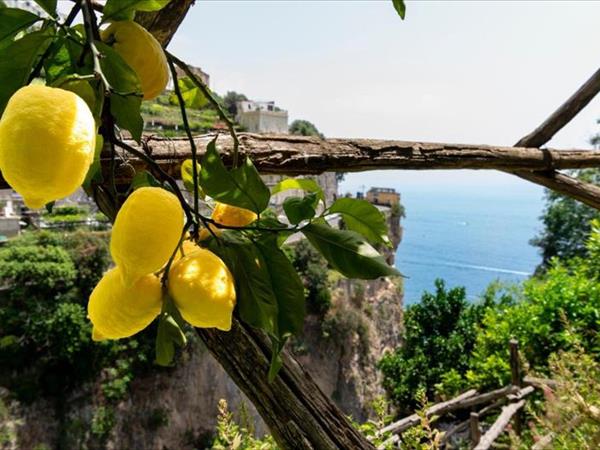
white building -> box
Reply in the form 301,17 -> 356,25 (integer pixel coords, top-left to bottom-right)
236,100 -> 288,134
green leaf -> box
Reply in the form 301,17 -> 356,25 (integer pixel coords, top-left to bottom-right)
283,193 -> 317,225
199,138 -> 270,214
96,41 -> 143,142
0,29 -> 54,115
131,170 -> 161,190
271,178 -> 325,205
328,197 -> 391,246
83,135 -> 104,192
96,40 -> 141,94
33,0 -> 57,17
302,222 -> 400,279
110,94 -> 143,142
255,236 -> 305,338
0,8 -> 41,46
155,296 -> 187,366
103,0 -> 171,21
169,77 -> 208,109
210,240 -> 279,336
392,0 -> 406,19
180,159 -> 203,197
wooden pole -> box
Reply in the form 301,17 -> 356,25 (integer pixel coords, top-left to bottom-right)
509,339 -> 523,436
470,412 -> 481,447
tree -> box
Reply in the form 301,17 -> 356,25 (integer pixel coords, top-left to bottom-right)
222,91 -> 247,116
289,119 -> 325,139
530,168 -> 600,271
378,279 -> 491,412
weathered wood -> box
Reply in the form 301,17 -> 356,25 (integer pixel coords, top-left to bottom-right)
195,320 -> 375,450
129,134 -> 600,173
473,400 -> 526,450
515,68 -> 600,149
135,0 -> 196,47
470,412 -> 481,446
523,376 -> 559,390
510,67 -> 600,209
378,389 -> 478,438
457,385 -> 519,411
509,339 -> 523,435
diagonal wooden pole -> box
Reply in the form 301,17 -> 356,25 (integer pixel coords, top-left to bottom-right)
509,67 -> 600,209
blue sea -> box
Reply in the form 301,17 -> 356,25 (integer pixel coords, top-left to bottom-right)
341,171 -> 545,305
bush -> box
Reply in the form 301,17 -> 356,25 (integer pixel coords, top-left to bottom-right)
528,346 -> 600,449
378,279 -> 494,412
0,231 -> 152,402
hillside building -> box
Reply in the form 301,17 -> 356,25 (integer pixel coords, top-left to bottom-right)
236,100 -> 288,134
366,187 -> 400,207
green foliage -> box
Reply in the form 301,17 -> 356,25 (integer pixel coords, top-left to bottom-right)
289,119 -> 324,138
90,406 -> 115,439
289,239 -> 332,315
328,197 -> 391,246
199,138 -> 270,214
210,399 -> 279,450
302,222 -> 399,279
222,91 -> 247,116
392,0 -> 406,20
0,7 -> 41,46
0,28 -> 54,114
529,347 -> 600,449
0,231 -> 153,402
169,76 -> 208,109
102,0 -> 171,22
465,256 -> 600,389
379,279 -> 492,411
530,169 -> 600,271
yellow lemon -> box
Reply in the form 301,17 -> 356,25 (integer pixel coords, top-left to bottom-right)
212,202 -> 257,228
111,187 -> 184,283
101,21 -> 168,100
168,248 -> 236,331
0,85 -> 95,209
88,267 -> 162,340
198,223 -> 222,241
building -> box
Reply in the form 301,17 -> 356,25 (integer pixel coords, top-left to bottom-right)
366,187 -> 400,207
236,100 -> 288,134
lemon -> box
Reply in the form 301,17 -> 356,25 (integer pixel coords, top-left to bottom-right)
0,85 -> 96,209
111,187 -> 184,284
101,21 -> 169,100
168,248 -> 236,331
88,267 -> 162,340
212,202 -> 258,228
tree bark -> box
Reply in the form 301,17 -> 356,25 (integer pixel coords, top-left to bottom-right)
196,320 -> 375,450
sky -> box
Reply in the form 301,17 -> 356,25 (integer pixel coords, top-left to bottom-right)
161,0 -> 600,193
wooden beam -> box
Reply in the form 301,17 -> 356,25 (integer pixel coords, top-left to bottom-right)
473,400 -> 527,450
509,67 -> 600,209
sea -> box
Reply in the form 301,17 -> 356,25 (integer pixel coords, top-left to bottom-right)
341,171 -> 545,305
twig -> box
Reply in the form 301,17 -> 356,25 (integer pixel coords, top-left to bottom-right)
81,0 -> 111,93
167,51 -> 241,168
167,56 -> 200,237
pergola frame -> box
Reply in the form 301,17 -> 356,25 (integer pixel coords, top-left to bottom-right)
34,2 -> 600,449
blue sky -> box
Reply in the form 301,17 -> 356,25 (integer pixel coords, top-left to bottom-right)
165,1 -> 600,194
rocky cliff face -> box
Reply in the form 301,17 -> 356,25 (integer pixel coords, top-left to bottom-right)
0,206 -> 403,449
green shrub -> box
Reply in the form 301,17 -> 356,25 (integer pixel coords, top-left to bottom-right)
378,279 -> 494,412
